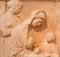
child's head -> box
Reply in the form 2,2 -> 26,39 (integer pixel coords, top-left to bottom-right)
44,31 -> 56,42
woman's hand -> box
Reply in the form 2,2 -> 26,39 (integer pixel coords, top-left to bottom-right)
26,37 -> 34,50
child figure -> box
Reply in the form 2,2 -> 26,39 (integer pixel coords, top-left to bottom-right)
39,31 -> 59,57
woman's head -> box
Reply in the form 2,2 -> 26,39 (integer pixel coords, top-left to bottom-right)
31,18 -> 43,28
7,0 -> 23,14
31,11 -> 46,28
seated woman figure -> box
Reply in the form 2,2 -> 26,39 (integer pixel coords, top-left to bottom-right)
10,10 -> 46,57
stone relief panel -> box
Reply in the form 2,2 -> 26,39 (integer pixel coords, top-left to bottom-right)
0,0 -> 60,57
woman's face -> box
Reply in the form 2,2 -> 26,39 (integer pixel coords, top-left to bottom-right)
32,18 -> 43,28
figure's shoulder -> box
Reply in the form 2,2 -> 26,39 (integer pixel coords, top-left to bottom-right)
12,21 -> 26,34
13,24 -> 22,32
1,13 -> 6,16
0,14 -> 7,23
0,13 -> 7,19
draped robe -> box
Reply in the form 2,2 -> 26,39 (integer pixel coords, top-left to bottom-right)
10,10 -> 42,57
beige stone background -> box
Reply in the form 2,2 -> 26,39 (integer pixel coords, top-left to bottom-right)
0,0 -> 60,57
0,1 -> 5,57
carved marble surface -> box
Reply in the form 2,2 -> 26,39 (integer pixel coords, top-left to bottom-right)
0,0 -> 60,57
